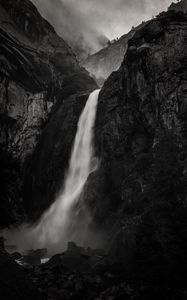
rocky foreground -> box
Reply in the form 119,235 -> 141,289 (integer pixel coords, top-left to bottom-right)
1,240 -> 186,300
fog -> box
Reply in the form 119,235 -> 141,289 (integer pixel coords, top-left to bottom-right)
32,0 -> 176,57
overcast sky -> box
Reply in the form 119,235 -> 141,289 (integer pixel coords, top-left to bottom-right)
32,0 -> 177,54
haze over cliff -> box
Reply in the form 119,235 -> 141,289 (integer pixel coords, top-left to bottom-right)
31,0 -> 176,60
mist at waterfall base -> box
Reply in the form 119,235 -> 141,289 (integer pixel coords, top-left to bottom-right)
4,89 -> 104,255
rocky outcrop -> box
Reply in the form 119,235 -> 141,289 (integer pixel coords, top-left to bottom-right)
82,24 -> 145,85
0,0 -> 97,226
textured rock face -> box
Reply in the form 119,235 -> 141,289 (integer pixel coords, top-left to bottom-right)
85,10 -> 187,270
0,0 -> 95,162
0,80 -> 50,161
0,0 -> 97,226
82,24 -> 144,84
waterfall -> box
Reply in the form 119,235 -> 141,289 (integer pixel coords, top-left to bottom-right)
3,89 -> 100,253
34,89 -> 100,247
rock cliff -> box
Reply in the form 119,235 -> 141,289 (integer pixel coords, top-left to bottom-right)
0,0 -> 97,226
85,8 -> 187,288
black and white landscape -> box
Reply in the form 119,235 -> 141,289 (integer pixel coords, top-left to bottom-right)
0,0 -> 187,299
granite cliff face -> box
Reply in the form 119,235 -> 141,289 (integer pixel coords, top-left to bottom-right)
83,9 -> 187,285
0,0 -> 97,226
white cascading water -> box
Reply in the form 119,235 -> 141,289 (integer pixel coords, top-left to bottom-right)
33,88 -> 100,246
4,89 -> 101,253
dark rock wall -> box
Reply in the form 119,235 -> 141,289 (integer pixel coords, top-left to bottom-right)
0,0 -> 97,226
86,11 -> 187,282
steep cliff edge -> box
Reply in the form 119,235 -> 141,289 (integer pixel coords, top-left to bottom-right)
84,9 -> 187,288
0,0 -> 97,226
